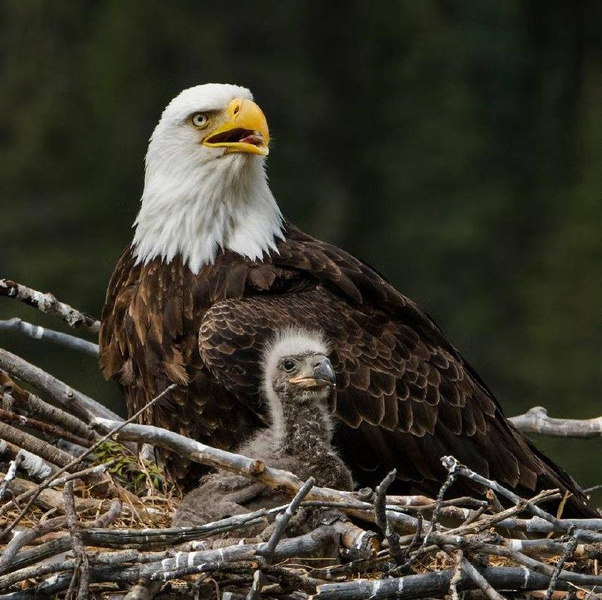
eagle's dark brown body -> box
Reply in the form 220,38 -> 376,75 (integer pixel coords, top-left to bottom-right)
100,222 -> 595,516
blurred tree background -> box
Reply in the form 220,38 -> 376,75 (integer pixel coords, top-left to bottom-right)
0,1 -> 600,495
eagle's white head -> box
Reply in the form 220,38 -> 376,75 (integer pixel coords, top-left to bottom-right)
133,83 -> 284,273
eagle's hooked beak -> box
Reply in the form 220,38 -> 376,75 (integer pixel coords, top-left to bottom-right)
203,98 -> 270,156
289,357 -> 336,389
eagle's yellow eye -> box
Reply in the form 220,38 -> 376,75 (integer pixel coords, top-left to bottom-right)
191,113 -> 209,128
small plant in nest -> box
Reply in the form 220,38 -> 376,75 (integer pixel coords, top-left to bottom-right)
93,439 -> 168,495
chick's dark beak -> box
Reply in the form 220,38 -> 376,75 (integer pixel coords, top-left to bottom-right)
289,355 -> 336,389
312,357 -> 336,386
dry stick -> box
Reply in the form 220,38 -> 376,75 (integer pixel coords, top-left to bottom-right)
248,477 -> 316,600
0,348 -> 120,422
312,567 -> 589,600
388,488 -> 557,581
1,371 -> 100,442
448,550 -> 463,600
1,499 -> 123,584
543,532 -> 580,600
457,555 -> 506,600
0,515 -> 67,574
396,460 -> 458,573
0,452 -> 23,500
49,462 -> 115,488
373,469 -> 404,565
441,455 -> 560,525
92,419 -> 424,532
3,527 -> 339,597
510,406 -> 602,439
430,532 -> 602,587
0,318 -> 99,356
3,504 -> 288,581
0,279 -> 100,334
494,515 -> 602,535
63,481 -> 90,600
0,407 -> 91,447
0,421 -> 78,468
0,384 -> 177,542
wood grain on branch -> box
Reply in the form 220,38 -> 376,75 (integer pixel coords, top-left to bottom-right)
0,421 -> 77,470
0,318 -> 99,356
313,566 -> 602,599
0,279 -> 100,334
1,370 -> 101,442
0,348 -> 120,422
510,406 -> 602,438
93,419 -> 424,532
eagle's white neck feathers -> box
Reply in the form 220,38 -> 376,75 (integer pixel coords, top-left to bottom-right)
132,84 -> 284,273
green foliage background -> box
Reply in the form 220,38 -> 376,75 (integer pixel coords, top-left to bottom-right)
1,2 -> 600,493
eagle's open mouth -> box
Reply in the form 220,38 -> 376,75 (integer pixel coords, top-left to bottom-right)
206,128 -> 265,148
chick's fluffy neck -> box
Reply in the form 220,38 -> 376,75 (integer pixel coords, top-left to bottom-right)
268,387 -> 335,457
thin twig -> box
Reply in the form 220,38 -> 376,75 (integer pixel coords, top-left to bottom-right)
63,481 -> 90,600
459,555 -> 506,600
441,456 -> 560,525
374,469 -> 404,565
249,477 -> 315,599
543,531 -> 580,600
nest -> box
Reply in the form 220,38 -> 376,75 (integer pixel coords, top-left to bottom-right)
1,279 -> 601,599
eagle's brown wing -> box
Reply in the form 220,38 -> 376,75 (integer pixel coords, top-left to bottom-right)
199,224 -> 594,516
99,248 -> 267,481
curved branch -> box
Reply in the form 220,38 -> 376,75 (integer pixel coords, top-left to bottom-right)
510,406 -> 602,438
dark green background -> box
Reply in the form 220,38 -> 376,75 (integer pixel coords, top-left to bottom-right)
1,1 -> 600,499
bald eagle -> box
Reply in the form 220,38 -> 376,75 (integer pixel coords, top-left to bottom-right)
100,84 -> 595,517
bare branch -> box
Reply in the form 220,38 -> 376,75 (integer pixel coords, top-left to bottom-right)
510,406 -> 602,438
0,421 -> 78,469
543,532 -> 579,600
374,469 -> 404,565
0,279 -> 100,334
1,370 -> 100,443
441,455 -> 560,525
0,318 -> 99,356
92,418 -> 424,532
313,566 -> 595,599
0,407 -> 91,447
0,347 -> 120,422
0,452 -> 23,501
63,481 -> 90,600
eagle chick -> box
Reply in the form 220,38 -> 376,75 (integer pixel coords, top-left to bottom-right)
172,328 -> 353,531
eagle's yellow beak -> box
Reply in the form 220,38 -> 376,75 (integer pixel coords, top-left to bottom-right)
203,98 -> 270,156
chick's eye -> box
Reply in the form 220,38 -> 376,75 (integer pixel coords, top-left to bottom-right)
282,360 -> 296,372
191,113 -> 209,128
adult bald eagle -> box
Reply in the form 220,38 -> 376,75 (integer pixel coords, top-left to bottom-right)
100,84 -> 595,517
